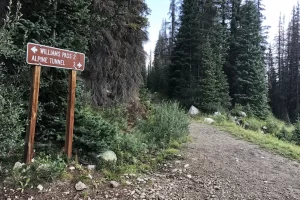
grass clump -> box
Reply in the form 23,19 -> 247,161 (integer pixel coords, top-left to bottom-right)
138,102 -> 189,148
11,153 -> 66,191
204,113 -> 300,161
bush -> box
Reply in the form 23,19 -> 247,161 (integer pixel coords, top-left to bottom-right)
245,117 -> 263,132
0,84 -> 24,157
73,107 -> 119,162
230,104 -> 244,116
265,118 -> 281,135
276,127 -> 292,141
111,132 -> 148,165
100,105 -> 129,131
138,102 -> 189,148
213,114 -> 227,125
292,120 -> 300,145
12,153 -> 66,190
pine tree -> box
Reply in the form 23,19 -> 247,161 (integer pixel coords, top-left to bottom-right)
233,0 -> 268,117
85,0 -> 149,106
168,0 -> 230,112
148,20 -> 170,93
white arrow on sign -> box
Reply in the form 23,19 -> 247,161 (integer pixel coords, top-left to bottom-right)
77,62 -> 82,69
31,46 -> 38,54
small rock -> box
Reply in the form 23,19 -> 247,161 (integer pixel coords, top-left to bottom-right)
129,173 -> 136,178
110,181 -> 120,188
13,162 -> 24,170
214,111 -> 221,116
214,186 -> 220,190
171,168 -> 178,173
63,191 -> 70,195
204,118 -> 215,125
184,164 -> 190,168
37,184 -> 43,191
75,181 -> 87,191
88,174 -> 93,179
186,174 -> 192,179
28,197 -> 34,200
87,165 -> 96,171
125,181 -> 132,185
137,178 -> 144,182
69,166 -> 75,171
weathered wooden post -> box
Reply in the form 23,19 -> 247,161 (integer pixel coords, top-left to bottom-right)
25,43 -> 85,163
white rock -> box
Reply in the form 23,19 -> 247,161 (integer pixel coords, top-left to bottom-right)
188,105 -> 200,115
110,181 -> 120,188
204,118 -> 215,125
171,168 -> 178,173
28,197 -> 34,200
37,184 -> 43,191
88,174 -> 93,179
184,164 -> 190,168
69,166 -> 75,171
186,174 -> 192,179
239,111 -> 247,118
75,181 -> 87,191
214,111 -> 221,116
125,181 -> 132,185
97,151 -> 117,162
13,162 -> 24,170
87,165 -> 96,171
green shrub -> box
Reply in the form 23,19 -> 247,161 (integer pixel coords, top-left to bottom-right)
276,127 -> 292,141
111,132 -> 148,165
12,153 -> 66,190
31,153 -> 66,182
292,120 -> 300,145
100,105 -> 129,131
245,117 -> 263,132
230,104 -> 244,116
138,102 -> 189,148
265,118 -> 281,135
213,114 -> 227,124
73,107 -> 118,162
0,84 -> 24,157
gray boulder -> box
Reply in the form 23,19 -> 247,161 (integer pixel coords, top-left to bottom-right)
204,118 -> 215,125
214,111 -> 222,116
75,181 -> 87,191
97,150 -> 117,162
110,181 -> 120,188
13,162 -> 24,170
188,106 -> 200,115
239,111 -> 247,118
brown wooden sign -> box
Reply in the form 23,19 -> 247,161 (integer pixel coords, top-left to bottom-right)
26,43 -> 85,71
24,43 -> 85,164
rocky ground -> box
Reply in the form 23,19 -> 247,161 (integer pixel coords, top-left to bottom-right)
2,122 -> 300,200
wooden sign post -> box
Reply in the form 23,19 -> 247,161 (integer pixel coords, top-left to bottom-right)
65,70 -> 77,158
25,43 -> 85,163
24,66 -> 41,164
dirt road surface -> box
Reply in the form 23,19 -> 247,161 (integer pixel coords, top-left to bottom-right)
119,122 -> 300,200
3,122 -> 300,199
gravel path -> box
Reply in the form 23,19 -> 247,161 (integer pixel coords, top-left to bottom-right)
3,122 -> 300,199
110,122 -> 300,200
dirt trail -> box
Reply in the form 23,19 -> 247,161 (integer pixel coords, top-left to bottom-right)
120,122 -> 300,200
180,123 -> 300,200
3,122 -> 300,199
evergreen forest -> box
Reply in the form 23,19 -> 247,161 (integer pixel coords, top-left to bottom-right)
2,0 -> 300,196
